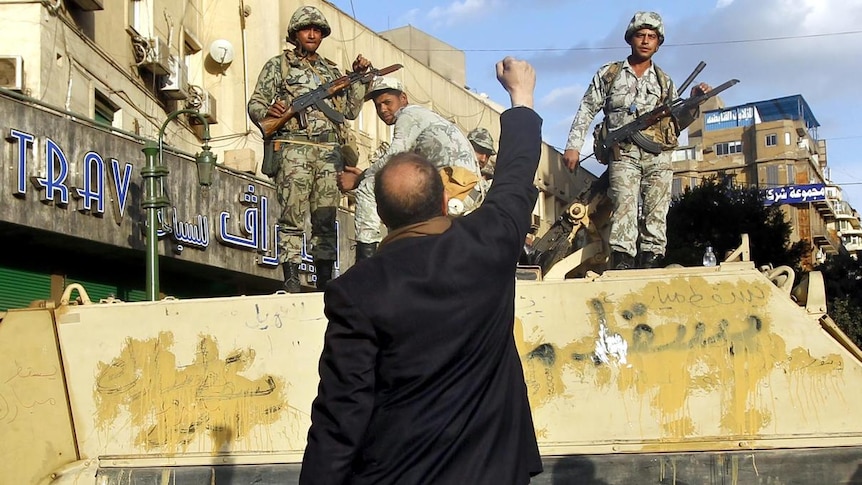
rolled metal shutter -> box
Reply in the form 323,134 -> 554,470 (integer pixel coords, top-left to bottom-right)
0,266 -> 52,311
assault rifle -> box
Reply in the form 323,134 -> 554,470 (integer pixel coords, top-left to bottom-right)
257,63 -> 403,138
596,63 -> 739,162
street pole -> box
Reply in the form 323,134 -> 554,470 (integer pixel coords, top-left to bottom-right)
141,109 -> 214,301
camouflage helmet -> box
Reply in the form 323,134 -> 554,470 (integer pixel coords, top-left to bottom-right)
364,76 -> 404,101
467,127 -> 496,155
624,11 -> 665,45
287,6 -> 331,41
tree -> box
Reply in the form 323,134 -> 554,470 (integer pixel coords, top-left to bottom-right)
815,252 -> 862,346
664,178 -> 809,271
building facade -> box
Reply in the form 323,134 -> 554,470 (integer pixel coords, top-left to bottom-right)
672,94 -> 861,269
0,0 -> 584,309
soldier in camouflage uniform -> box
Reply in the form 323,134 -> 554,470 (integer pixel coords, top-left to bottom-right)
562,11 -> 710,270
247,6 -> 371,292
338,77 -> 483,260
468,127 -> 496,181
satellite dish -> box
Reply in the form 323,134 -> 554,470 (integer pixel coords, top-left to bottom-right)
209,39 -> 235,65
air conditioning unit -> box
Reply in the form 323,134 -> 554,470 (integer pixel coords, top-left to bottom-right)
0,55 -> 24,91
160,55 -> 189,100
67,0 -> 104,10
188,89 -> 218,125
140,36 -> 170,75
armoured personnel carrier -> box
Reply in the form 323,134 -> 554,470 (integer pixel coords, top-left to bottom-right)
3,174 -> 862,484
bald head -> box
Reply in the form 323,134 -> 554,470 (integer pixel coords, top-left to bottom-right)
374,152 -> 445,230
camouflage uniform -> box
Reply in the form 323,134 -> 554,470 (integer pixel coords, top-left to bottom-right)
565,12 -> 677,259
356,103 -> 481,244
247,8 -> 366,265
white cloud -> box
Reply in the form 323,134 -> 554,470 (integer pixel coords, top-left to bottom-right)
427,0 -> 499,26
539,85 -> 585,108
399,8 -> 421,26
716,0 -> 734,8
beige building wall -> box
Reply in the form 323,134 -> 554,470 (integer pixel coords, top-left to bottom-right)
0,0 -> 581,234
379,25 -> 467,88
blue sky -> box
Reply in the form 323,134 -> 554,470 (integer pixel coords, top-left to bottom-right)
327,0 -> 862,209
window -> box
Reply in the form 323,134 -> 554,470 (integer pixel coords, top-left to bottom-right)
672,147 -> 696,161
715,141 -> 742,156
765,134 -> 777,147
129,0 -> 139,30
690,177 -> 698,189
785,132 -> 792,146
128,0 -> 150,37
786,164 -> 795,184
183,29 -> 202,55
672,178 -> 682,197
94,91 -> 119,127
766,165 -> 779,187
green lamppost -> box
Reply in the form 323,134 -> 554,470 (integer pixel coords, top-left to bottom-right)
141,109 -> 217,301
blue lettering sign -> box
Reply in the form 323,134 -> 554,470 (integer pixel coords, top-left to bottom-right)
763,184 -> 827,205
171,207 -> 210,251
33,138 -> 70,205
5,127 -> 341,275
109,159 -> 133,222
217,184 -> 285,268
9,129 -> 34,196
74,151 -> 106,214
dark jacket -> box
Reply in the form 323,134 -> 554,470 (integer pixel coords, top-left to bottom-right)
300,107 -> 544,485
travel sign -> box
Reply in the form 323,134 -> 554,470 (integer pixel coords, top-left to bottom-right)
1,97 -> 345,279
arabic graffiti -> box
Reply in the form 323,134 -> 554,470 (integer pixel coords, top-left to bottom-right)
93,332 -> 287,452
0,361 -> 60,425
516,277 -> 844,439
245,301 -> 328,331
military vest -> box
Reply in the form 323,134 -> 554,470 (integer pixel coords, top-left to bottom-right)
599,61 -> 680,152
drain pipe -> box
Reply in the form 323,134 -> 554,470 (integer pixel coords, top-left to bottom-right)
239,0 -> 251,133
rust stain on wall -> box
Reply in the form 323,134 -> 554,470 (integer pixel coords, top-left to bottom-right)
94,332 -> 286,453
518,277 -> 845,440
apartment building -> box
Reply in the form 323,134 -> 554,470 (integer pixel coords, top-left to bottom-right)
672,94 -> 860,268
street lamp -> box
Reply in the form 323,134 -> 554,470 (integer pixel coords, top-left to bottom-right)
141,109 -> 217,301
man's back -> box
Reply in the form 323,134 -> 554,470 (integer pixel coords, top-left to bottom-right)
300,59 -> 543,485
324,211 -> 539,483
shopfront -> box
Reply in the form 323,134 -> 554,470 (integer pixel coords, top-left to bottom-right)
0,94 -> 351,309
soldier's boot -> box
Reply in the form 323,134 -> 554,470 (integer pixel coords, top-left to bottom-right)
609,251 -> 635,270
282,263 -> 302,294
356,242 -> 378,261
315,260 -> 334,291
638,251 -> 662,269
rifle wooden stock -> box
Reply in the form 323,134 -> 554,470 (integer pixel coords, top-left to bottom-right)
258,63 -> 403,138
258,107 -> 298,139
